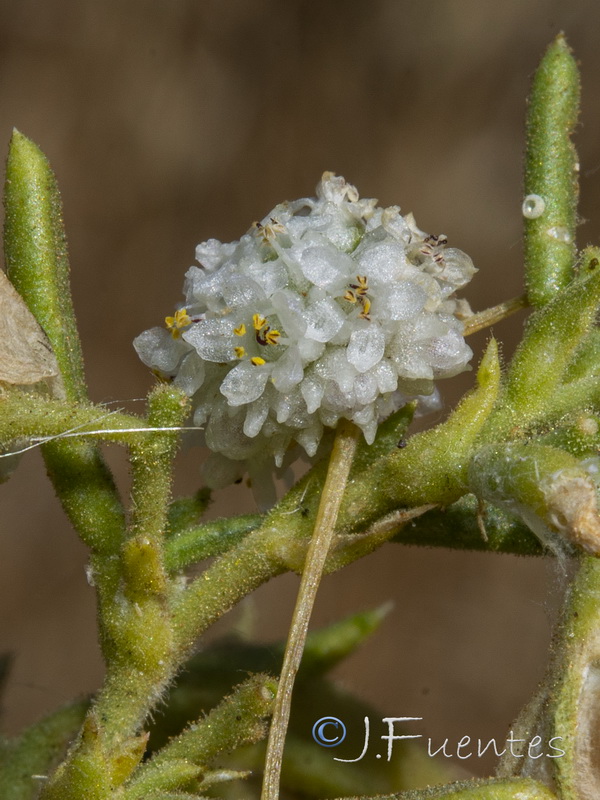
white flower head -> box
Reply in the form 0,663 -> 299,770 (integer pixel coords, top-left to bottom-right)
134,173 -> 476,490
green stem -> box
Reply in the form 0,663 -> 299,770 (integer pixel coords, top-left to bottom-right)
2,131 -> 126,553
543,375 -> 600,424
92,386 -> 187,749
172,526 -> 286,652
261,419 -> 361,800
0,388 -> 548,560
0,389 -> 165,447
548,556 -> 600,800
40,388 -> 187,798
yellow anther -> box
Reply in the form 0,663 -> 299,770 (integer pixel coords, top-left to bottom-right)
234,323 -> 246,337
359,298 -> 372,320
265,329 -> 281,346
234,346 -> 246,359
354,275 -> 369,295
254,217 -> 286,243
165,322 -> 181,339
253,314 -> 267,331
165,308 -> 191,338
344,289 -> 358,303
251,356 -> 266,366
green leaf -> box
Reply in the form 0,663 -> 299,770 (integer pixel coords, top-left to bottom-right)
166,489 -> 212,536
0,701 -> 87,800
484,269 -> 600,440
392,494 -> 543,556
534,413 -> 600,458
524,34 -> 580,307
294,603 -> 392,676
149,608 -> 387,752
4,131 -> 85,402
2,131 -> 125,555
124,675 -> 276,799
35,711 -> 111,800
164,513 -> 261,573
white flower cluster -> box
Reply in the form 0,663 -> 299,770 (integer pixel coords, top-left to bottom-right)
134,173 -> 475,488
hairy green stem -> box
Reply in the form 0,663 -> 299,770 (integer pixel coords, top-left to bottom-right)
2,131 -> 126,554
172,524 -> 286,652
0,389 -> 167,447
548,556 -> 600,800
0,388 -> 548,564
92,386 -> 188,748
39,388 -> 187,798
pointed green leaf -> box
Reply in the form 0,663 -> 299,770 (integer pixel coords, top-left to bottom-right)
524,34 -> 580,307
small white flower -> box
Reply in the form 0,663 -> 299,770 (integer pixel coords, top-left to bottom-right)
134,172 -> 476,490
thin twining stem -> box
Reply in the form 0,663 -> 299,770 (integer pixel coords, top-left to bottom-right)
463,294 -> 528,337
261,418 -> 361,800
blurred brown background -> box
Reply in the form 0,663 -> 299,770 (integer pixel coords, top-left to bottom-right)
1,0 -> 599,778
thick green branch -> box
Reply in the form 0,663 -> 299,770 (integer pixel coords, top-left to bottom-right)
91,386 -> 189,748
0,390 -> 162,448
547,556 -> 600,800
